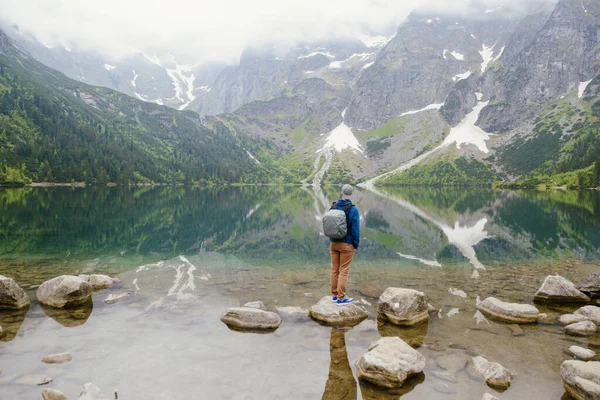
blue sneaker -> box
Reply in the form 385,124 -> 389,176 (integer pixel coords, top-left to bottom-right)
332,296 -> 338,302
336,297 -> 354,305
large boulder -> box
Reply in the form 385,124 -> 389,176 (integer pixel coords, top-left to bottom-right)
569,346 -> 596,361
534,275 -> 590,303
220,307 -> 281,331
580,273 -> 600,299
476,297 -> 539,324
356,337 -> 425,388
0,275 -> 30,309
574,306 -> 600,325
378,288 -> 429,326
565,321 -> 598,336
471,356 -> 513,389
561,360 -> 600,400
36,276 -> 92,308
309,296 -> 368,327
559,314 -> 589,326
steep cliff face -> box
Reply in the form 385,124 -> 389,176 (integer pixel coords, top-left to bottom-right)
344,9 -> 519,130
190,38 -> 376,116
479,0 -> 600,133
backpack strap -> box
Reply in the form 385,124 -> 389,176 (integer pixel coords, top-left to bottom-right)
330,201 -> 337,210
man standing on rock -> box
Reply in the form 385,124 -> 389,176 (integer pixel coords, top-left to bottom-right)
329,184 -> 360,305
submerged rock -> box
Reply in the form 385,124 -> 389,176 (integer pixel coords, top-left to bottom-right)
574,305 -> 600,325
482,394 -> 499,400
42,352 -> 72,364
476,297 -> 539,324
15,374 -> 53,386
565,320 -> 598,336
534,275 -> 590,303
559,314 -> 589,326
37,276 -> 92,308
471,356 -> 513,389
0,308 -> 27,341
560,360 -> 600,400
0,275 -> 30,309
435,354 -> 470,373
85,275 -> 118,291
42,303 -> 92,327
79,382 -> 112,400
309,296 -> 368,327
378,288 -> 429,326
580,273 -> 600,299
356,337 -> 425,388
243,301 -> 267,310
276,306 -> 310,321
537,313 -> 555,325
42,389 -> 67,400
104,292 -> 131,304
220,307 -> 281,331
569,346 -> 596,361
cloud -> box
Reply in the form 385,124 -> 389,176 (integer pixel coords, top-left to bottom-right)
0,0 -> 557,65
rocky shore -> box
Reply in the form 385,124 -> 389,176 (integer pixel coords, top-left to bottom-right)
1,269 -> 599,398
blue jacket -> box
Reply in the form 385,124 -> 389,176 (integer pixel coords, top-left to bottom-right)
329,199 -> 360,249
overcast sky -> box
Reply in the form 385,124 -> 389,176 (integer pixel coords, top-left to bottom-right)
0,0 -> 556,65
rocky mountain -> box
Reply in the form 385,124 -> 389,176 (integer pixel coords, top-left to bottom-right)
3,0 -> 600,188
2,23 -> 225,111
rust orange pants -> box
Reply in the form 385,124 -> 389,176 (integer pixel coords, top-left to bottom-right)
330,242 -> 355,300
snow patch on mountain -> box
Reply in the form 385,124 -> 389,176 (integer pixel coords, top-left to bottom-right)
400,103 -> 444,117
479,43 -> 496,73
452,71 -> 472,81
443,50 -> 465,60
328,53 -> 373,69
104,64 -> 116,71
358,34 -> 394,48
442,100 -> 491,153
579,79 -> 593,98
298,51 -> 335,60
363,62 -> 374,69
317,109 -> 363,154
485,7 -> 502,14
131,70 -> 138,87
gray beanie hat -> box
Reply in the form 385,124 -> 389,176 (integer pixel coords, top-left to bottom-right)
341,184 -> 353,196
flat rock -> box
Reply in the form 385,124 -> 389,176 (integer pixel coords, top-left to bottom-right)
431,370 -> 458,383
85,275 -> 116,291
276,306 -> 310,321
79,382 -> 112,400
309,296 -> 367,327
378,288 -> 429,326
569,346 -> 596,361
565,321 -> 598,336
580,273 -> 600,299
37,276 -> 92,308
559,314 -> 589,326
356,337 -> 426,388
243,301 -> 267,310
471,356 -> 513,389
534,275 -> 590,303
42,352 -> 72,364
220,307 -> 281,331
42,389 -> 68,400
561,360 -> 600,400
574,305 -> 600,325
477,297 -> 539,323
432,380 -> 456,394
0,275 -> 30,309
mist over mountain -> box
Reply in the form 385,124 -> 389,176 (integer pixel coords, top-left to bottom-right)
1,0 -> 598,190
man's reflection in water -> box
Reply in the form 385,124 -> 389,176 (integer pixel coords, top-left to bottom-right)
322,327 -> 357,400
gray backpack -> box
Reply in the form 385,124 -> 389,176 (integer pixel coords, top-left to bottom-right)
322,202 -> 353,239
